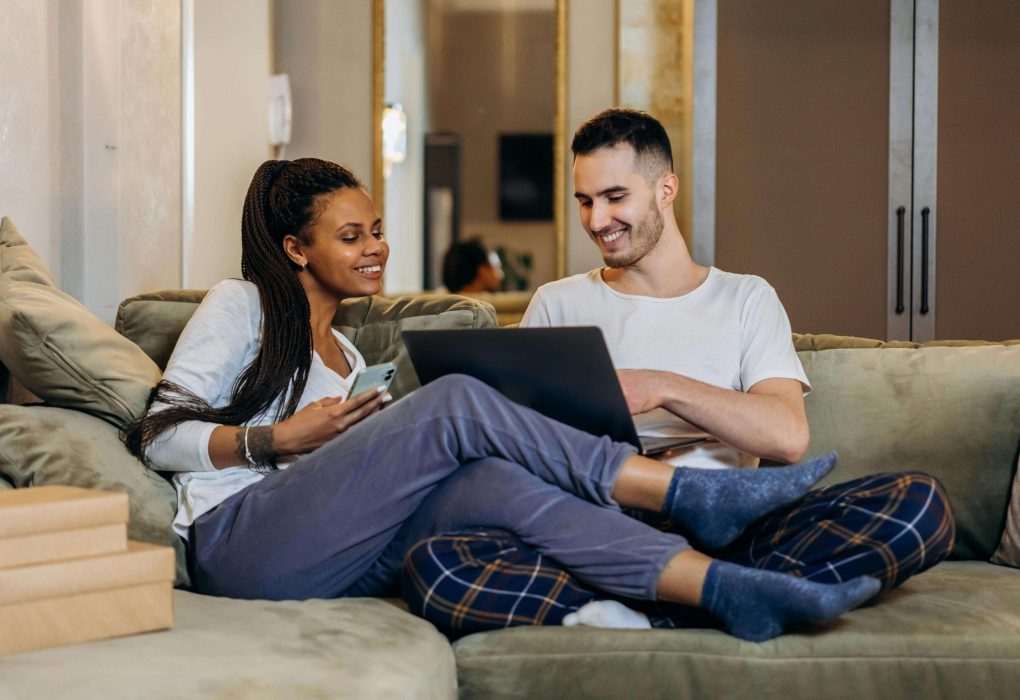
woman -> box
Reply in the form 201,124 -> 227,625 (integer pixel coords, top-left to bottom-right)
125,158 -> 880,643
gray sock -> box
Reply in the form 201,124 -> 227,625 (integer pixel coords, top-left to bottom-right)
701,560 -> 881,642
662,451 -> 838,549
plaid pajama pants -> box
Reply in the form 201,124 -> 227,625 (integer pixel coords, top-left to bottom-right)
400,471 -> 955,636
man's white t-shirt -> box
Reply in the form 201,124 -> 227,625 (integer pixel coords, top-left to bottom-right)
521,267 -> 810,469
144,279 -> 366,537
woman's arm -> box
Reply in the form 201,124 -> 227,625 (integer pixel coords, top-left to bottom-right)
204,389 -> 388,469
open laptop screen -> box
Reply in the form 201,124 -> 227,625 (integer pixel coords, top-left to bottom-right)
402,327 -> 643,450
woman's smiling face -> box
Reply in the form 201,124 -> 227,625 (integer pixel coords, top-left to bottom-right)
293,187 -> 389,299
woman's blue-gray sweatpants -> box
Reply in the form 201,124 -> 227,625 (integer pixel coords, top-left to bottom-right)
189,374 -> 691,601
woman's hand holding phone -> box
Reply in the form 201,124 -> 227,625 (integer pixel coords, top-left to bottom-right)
275,385 -> 389,456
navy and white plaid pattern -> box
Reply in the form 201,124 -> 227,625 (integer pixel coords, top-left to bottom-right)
401,529 -> 596,635
401,471 -> 955,636
720,471 -> 955,590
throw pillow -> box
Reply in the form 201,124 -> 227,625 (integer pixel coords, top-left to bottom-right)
992,450 -> 1020,567
0,277 -> 161,427
0,216 -> 57,287
0,404 -> 188,586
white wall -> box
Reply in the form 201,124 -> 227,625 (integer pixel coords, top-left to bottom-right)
189,0 -> 271,290
0,0 -> 181,323
0,0 -> 61,282
119,1 -> 182,299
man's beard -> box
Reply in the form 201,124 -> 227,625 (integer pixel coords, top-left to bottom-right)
603,198 -> 664,269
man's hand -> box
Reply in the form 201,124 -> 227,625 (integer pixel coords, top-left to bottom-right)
617,369 -> 674,414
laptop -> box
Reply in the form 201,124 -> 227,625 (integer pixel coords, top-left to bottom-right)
401,327 -> 707,456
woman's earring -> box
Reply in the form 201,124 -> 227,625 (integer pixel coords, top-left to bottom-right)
300,262 -> 308,271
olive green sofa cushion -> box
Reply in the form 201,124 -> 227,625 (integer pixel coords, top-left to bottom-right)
798,343 -> 1020,560
0,277 -> 162,428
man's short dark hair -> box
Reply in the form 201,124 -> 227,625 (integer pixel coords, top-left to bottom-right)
571,108 -> 673,179
442,238 -> 490,292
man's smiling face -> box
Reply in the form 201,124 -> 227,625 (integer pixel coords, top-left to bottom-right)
572,144 -> 665,269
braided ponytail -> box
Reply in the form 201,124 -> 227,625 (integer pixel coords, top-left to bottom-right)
124,158 -> 363,470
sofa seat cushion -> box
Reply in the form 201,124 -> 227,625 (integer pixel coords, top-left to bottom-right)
453,562 -> 1020,700
0,591 -> 456,699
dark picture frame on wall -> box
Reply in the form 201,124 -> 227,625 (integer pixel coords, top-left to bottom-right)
499,133 -> 553,221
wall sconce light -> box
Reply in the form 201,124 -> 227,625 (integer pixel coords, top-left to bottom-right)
382,103 -> 408,178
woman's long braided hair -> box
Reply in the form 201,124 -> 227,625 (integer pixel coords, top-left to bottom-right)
123,158 -> 363,469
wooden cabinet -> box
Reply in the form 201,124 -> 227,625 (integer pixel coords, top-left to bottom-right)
710,0 -> 1020,341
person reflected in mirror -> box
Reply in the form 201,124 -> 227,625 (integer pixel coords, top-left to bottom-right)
441,237 -> 504,293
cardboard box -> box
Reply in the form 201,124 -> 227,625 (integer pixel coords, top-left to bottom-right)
0,485 -> 128,538
0,541 -> 175,605
0,522 -> 127,570
0,488 -> 175,656
0,541 -> 175,655
0,582 -> 174,655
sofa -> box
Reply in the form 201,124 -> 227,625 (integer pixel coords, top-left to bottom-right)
3,217 -> 1020,698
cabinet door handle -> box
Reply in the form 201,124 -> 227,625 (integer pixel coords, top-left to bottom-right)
920,207 -> 930,315
895,206 -> 906,314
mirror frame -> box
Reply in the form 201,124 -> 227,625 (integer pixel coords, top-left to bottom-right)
372,0 -> 567,283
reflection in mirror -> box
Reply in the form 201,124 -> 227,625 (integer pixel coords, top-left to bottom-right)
383,0 -> 560,294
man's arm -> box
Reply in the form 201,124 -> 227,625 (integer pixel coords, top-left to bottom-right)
617,370 -> 809,464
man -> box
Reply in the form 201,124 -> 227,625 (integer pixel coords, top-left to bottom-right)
524,109 -> 809,472
401,109 -> 954,637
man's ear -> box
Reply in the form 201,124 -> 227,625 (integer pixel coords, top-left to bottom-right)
282,234 -> 306,268
658,172 -> 679,208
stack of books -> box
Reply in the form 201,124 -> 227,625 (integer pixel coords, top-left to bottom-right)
0,485 -> 175,655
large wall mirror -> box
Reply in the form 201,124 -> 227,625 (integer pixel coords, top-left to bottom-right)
375,0 -> 566,294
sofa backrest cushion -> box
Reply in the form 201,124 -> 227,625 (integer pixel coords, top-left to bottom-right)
0,404 -> 188,586
116,289 -> 499,400
799,344 -> 1020,561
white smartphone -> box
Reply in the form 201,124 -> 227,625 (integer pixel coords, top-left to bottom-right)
349,361 -> 397,397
